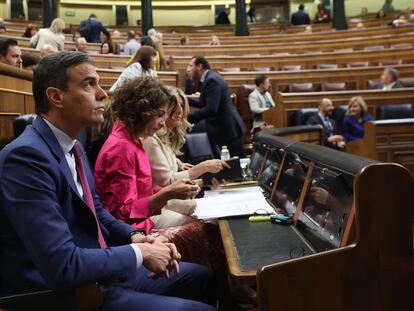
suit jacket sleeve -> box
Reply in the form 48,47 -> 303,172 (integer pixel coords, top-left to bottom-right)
187,96 -> 203,108
80,145 -> 137,246
95,139 -> 162,223
188,78 -> 221,123
342,117 -> 361,142
0,145 -> 137,289
99,21 -> 111,37
248,90 -> 274,114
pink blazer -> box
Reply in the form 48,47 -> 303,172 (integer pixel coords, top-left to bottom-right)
94,121 -> 161,233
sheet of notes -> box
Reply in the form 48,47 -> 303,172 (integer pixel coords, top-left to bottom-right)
194,186 -> 274,220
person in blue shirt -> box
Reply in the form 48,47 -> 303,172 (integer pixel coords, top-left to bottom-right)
342,96 -> 374,142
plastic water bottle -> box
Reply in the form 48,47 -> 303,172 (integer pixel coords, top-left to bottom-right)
220,146 -> 230,160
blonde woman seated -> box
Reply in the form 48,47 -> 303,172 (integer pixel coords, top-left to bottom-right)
30,18 -> 65,51
143,88 -> 229,189
342,96 -> 374,142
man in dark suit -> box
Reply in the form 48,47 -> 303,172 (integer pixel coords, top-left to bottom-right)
376,67 -> 404,90
291,4 -> 311,26
306,98 -> 345,149
0,51 -> 216,311
80,13 -> 111,43
187,56 -> 246,158
216,8 -> 231,24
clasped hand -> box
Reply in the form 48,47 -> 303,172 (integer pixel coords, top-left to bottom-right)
137,237 -> 181,279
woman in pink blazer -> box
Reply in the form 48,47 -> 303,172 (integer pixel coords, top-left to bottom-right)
95,78 -> 199,233
94,77 -> 224,271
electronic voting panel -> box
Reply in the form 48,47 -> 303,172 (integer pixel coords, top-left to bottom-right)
258,147 -> 283,196
272,152 -> 309,215
249,143 -> 267,179
298,165 -> 354,250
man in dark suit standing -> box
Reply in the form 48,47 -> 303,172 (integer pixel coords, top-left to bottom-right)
80,13 -> 111,43
306,98 -> 345,149
187,56 -> 246,158
0,51 -> 216,311
291,4 -> 311,26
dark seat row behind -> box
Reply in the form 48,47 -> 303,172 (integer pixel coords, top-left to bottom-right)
285,78 -> 414,92
290,103 -> 414,128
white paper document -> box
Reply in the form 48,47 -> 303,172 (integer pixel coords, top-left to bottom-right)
194,186 -> 274,220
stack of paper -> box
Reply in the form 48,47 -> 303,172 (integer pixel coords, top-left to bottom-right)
194,186 -> 274,220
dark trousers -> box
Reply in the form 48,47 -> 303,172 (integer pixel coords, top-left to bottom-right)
192,121 -> 245,159
101,262 -> 217,311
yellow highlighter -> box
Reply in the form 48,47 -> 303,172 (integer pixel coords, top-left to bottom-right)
248,216 -> 271,222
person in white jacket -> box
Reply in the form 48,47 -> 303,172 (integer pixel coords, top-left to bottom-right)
248,74 -> 276,131
30,18 -> 65,52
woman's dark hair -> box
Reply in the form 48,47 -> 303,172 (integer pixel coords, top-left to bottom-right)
127,45 -> 156,70
100,40 -> 114,54
111,77 -> 174,136
22,24 -> 38,38
255,74 -> 268,87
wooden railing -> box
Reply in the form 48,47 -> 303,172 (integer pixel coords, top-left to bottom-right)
263,88 -> 414,128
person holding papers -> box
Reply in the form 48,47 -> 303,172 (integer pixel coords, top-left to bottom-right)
143,87 -> 229,188
94,77 -> 224,271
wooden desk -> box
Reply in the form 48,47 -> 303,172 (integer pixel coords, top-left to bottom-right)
265,88 -> 414,128
170,46 -> 414,72
219,217 -> 315,286
345,119 -> 414,177
217,134 -> 413,310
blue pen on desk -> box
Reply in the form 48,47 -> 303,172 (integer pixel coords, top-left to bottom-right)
248,216 -> 271,222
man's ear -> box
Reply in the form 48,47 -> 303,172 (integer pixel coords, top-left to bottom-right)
45,87 -> 64,109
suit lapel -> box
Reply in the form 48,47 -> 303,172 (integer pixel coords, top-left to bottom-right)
32,117 -> 85,202
258,91 -> 267,108
317,114 -> 327,129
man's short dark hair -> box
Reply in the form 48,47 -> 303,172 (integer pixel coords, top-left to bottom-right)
33,51 -> 94,114
21,53 -> 39,68
192,56 -> 211,70
127,30 -> 135,39
89,14 -> 97,18
0,38 -> 18,56
299,4 -> 305,10
255,74 -> 268,87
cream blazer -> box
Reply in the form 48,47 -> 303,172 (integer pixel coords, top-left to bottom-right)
248,88 -> 276,129
30,28 -> 65,51
142,134 -> 189,188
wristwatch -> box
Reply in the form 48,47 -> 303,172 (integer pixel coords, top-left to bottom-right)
128,229 -> 147,241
